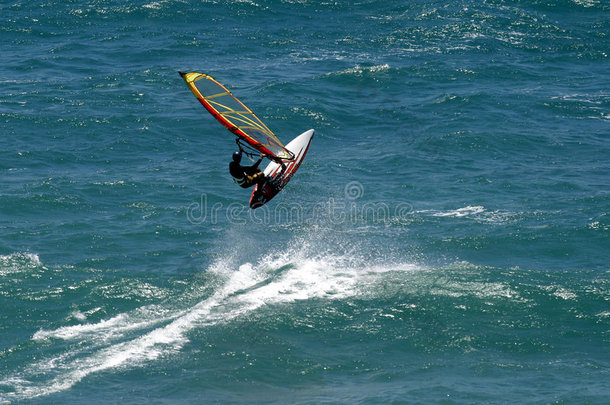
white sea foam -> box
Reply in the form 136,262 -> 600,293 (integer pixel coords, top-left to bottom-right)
417,206 -> 520,224
326,64 -> 391,77
0,248 -> 422,401
32,307 -> 174,343
0,252 -> 41,266
540,285 -> 578,301
0,249 -> 530,402
431,205 -> 486,217
572,0 -> 600,8
0,253 -> 43,276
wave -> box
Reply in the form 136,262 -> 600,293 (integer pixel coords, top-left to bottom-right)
0,253 -> 43,277
0,245 -> 422,402
416,205 -> 521,224
324,64 -> 391,78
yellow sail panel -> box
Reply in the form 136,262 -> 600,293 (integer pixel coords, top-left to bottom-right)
180,72 -> 293,160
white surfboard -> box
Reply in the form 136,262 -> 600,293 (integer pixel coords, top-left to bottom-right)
250,129 -> 314,209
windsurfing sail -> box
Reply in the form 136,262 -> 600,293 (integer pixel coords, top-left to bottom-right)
179,72 -> 294,161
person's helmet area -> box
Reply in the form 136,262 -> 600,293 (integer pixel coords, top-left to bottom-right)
232,151 -> 242,162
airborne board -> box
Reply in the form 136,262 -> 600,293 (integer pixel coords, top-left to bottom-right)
250,129 -> 314,209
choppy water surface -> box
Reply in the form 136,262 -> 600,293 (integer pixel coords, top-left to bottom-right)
1,0 -> 609,403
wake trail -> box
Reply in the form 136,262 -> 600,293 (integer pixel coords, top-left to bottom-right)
0,251 -> 420,402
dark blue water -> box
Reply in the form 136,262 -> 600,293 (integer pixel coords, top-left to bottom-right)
1,0 -> 609,403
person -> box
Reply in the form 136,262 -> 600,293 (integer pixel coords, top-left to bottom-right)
229,150 -> 268,188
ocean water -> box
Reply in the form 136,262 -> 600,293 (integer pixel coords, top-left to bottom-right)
1,0 -> 609,403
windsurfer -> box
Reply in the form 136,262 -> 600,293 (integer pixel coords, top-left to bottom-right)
229,151 -> 268,188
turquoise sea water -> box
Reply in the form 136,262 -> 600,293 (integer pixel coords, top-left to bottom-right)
1,0 -> 609,403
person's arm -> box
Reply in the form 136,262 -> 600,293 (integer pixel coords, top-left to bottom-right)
249,155 -> 264,169
244,155 -> 265,174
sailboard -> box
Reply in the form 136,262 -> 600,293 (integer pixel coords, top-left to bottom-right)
179,72 -> 314,209
250,129 -> 314,209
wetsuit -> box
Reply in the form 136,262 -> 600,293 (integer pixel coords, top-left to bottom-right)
229,156 -> 266,188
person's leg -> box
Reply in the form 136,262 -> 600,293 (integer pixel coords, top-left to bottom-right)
251,171 -> 266,186
239,174 -> 256,188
